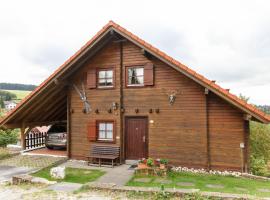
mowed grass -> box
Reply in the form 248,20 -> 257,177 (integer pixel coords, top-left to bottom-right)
3,90 -> 31,100
32,167 -> 105,184
127,172 -> 270,197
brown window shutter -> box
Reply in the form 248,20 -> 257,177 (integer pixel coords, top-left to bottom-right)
144,63 -> 154,86
87,121 -> 97,142
87,68 -> 96,89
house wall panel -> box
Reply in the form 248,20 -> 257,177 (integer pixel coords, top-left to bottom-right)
69,40 -> 247,171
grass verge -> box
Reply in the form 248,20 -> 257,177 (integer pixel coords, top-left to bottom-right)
127,171 -> 270,197
32,167 -> 105,184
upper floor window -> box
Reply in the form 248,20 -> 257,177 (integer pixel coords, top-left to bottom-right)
98,69 -> 114,88
127,67 -> 144,86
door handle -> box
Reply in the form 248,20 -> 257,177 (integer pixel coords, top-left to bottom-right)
143,136 -> 146,143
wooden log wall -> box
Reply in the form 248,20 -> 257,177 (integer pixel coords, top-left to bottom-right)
69,40 -> 248,171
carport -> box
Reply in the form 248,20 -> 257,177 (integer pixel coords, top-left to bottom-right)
0,80 -> 68,155
0,27 -> 115,158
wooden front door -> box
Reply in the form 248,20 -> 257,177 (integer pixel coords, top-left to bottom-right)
125,117 -> 148,160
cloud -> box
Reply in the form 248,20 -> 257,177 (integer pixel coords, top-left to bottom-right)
0,0 -> 269,104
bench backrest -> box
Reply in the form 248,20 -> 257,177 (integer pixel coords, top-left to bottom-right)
91,145 -> 120,156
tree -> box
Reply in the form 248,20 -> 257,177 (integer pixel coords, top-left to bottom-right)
0,90 -> 17,101
0,97 -> 4,108
239,93 -> 250,103
0,83 -> 36,91
0,128 -> 18,147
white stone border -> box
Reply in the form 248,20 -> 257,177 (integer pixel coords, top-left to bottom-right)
172,166 -> 241,177
171,166 -> 270,181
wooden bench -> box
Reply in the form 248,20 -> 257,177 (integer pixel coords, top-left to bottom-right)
87,145 -> 120,167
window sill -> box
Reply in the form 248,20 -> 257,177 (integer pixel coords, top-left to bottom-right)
95,140 -> 116,144
97,86 -> 114,90
126,84 -> 145,88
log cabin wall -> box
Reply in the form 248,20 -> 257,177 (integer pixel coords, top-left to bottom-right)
208,92 -> 246,171
122,41 -> 208,168
70,41 -> 121,160
69,39 -> 248,171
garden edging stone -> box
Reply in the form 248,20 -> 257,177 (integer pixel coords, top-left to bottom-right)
86,183 -> 256,199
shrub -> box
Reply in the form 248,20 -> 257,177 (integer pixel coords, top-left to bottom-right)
160,159 -> 168,165
250,121 -> 270,176
0,129 -> 18,147
250,156 -> 269,176
250,122 -> 270,161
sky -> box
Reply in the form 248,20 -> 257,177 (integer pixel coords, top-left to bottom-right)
0,0 -> 269,105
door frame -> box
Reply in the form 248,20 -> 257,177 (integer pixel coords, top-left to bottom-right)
124,116 -> 149,160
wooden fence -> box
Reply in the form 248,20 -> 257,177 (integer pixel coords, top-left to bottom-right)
25,132 -> 47,150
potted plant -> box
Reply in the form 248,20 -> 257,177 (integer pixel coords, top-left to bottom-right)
147,158 -> 154,167
137,158 -> 147,169
160,159 -> 168,169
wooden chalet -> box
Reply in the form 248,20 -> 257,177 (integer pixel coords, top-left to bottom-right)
1,21 -> 270,171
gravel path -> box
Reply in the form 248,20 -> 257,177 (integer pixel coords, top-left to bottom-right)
0,184 -> 120,200
0,182 -> 185,200
0,155 -> 66,168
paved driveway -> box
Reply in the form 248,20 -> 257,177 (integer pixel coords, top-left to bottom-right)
0,165 -> 35,183
0,154 -> 66,183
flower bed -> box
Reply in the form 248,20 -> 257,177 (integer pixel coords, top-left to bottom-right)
172,166 -> 242,177
135,158 -> 168,176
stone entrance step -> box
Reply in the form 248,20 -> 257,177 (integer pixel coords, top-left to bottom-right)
125,160 -> 138,165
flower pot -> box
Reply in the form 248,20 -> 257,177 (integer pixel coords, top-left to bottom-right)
138,163 -> 148,169
160,164 -> 166,170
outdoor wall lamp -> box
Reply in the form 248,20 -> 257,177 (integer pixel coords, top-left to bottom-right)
112,102 -> 118,110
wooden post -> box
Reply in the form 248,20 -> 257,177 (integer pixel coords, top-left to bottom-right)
240,145 -> 245,173
67,88 -> 71,158
205,90 -> 211,171
244,120 -> 250,172
20,128 -> 26,150
20,122 -> 26,150
20,125 -> 33,150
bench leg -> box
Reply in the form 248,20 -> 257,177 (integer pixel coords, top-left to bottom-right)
112,159 -> 114,168
99,158 -> 101,167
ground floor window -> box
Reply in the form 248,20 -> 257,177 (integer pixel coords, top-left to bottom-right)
97,121 -> 114,141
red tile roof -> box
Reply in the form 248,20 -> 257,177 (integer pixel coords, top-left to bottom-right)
0,20 -> 269,126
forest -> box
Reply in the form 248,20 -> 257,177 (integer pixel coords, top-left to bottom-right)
0,83 -> 36,91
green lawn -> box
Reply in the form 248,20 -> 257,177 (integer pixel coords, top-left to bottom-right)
32,167 -> 105,184
127,171 -> 270,197
3,90 -> 31,101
